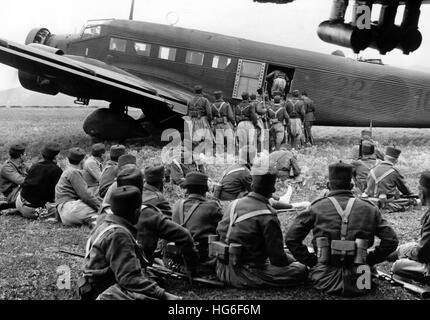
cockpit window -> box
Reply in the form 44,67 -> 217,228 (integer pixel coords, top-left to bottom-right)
212,55 -> 232,69
82,25 -> 101,39
109,37 -> 127,52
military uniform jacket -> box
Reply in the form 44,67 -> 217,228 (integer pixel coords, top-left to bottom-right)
169,159 -> 205,187
98,160 -> 118,198
303,96 -> 316,122
83,214 -> 165,299
351,156 -> 379,191
21,160 -> 63,207
217,192 -> 290,268
268,103 -> 289,124
187,94 -> 212,120
211,99 -> 235,124
416,208 -> 430,263
365,161 -> 411,197
286,98 -> 305,120
0,159 -> 27,196
285,190 -> 399,268
172,194 -> 223,260
269,150 -> 301,178
55,166 -> 101,210
219,164 -> 252,201
136,204 -> 197,265
235,101 -> 258,126
141,183 -> 172,218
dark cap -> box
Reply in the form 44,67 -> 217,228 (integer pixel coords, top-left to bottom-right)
361,129 -> 372,139
241,92 -> 249,100
110,185 -> 142,217
91,143 -> 106,157
251,173 -> 277,194
110,145 -> 126,161
214,91 -> 222,99
250,93 -> 257,100
257,88 -> 263,95
9,143 -> 26,156
68,147 -> 85,163
144,165 -> 165,184
274,95 -> 281,103
42,143 -> 60,159
328,161 -> 353,183
194,84 -> 203,93
419,171 -> 430,189
361,141 -> 374,156
292,90 -> 300,97
386,146 -> 401,159
117,167 -> 143,192
183,172 -> 208,188
118,154 -> 137,168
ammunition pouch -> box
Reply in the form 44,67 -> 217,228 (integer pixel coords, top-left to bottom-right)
213,117 -> 227,125
270,118 -> 279,125
236,115 -> 249,123
208,235 -> 243,266
315,237 -> 369,265
331,240 -> 356,259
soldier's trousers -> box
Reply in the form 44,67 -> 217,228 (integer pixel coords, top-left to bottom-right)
15,192 -> 37,219
304,121 -> 314,145
215,258 -> 308,289
270,123 -> 285,151
96,284 -> 158,300
310,263 -> 372,297
391,242 -> 430,283
57,200 -> 98,227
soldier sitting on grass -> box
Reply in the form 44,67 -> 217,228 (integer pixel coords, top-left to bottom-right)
79,185 -> 181,300
286,161 -> 399,296
388,171 -> 430,284
172,172 -> 223,275
55,148 -> 101,227
15,143 -> 62,219
0,143 -> 28,213
98,145 -> 126,199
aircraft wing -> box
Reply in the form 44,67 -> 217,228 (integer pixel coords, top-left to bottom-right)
0,37 -> 190,120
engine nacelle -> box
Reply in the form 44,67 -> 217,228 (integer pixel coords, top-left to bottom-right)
25,28 -> 52,45
18,71 -> 59,95
28,43 -> 64,55
317,21 -> 372,53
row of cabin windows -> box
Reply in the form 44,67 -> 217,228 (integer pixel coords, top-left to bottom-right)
109,37 -> 232,69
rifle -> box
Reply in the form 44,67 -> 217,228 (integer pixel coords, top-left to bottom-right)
58,249 -> 224,288
375,268 -> 430,299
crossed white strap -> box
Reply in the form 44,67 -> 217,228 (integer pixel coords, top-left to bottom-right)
370,168 -> 395,195
327,197 -> 356,240
212,102 -> 225,117
225,199 -> 273,243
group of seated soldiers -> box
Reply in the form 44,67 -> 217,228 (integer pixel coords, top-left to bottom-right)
0,130 -> 428,300
186,85 -> 316,153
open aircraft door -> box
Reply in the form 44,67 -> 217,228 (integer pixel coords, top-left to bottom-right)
232,59 -> 266,99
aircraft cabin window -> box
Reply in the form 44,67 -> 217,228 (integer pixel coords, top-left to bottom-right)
109,38 -> 127,52
158,46 -> 177,61
185,51 -> 204,66
212,55 -> 232,69
82,25 -> 101,39
134,42 -> 151,56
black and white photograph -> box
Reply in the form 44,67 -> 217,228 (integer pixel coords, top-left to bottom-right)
1,0 -> 430,309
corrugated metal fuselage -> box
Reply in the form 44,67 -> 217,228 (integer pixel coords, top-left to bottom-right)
65,19 -> 430,128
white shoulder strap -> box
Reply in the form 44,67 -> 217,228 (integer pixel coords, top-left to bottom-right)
85,224 -> 134,259
327,197 -> 356,240
370,168 -> 395,195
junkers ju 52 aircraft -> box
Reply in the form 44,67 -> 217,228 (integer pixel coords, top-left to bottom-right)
1,3 -> 430,140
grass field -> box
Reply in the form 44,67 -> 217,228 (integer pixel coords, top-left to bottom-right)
1,107 -> 430,300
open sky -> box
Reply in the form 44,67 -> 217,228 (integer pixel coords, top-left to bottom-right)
1,0 -> 430,90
